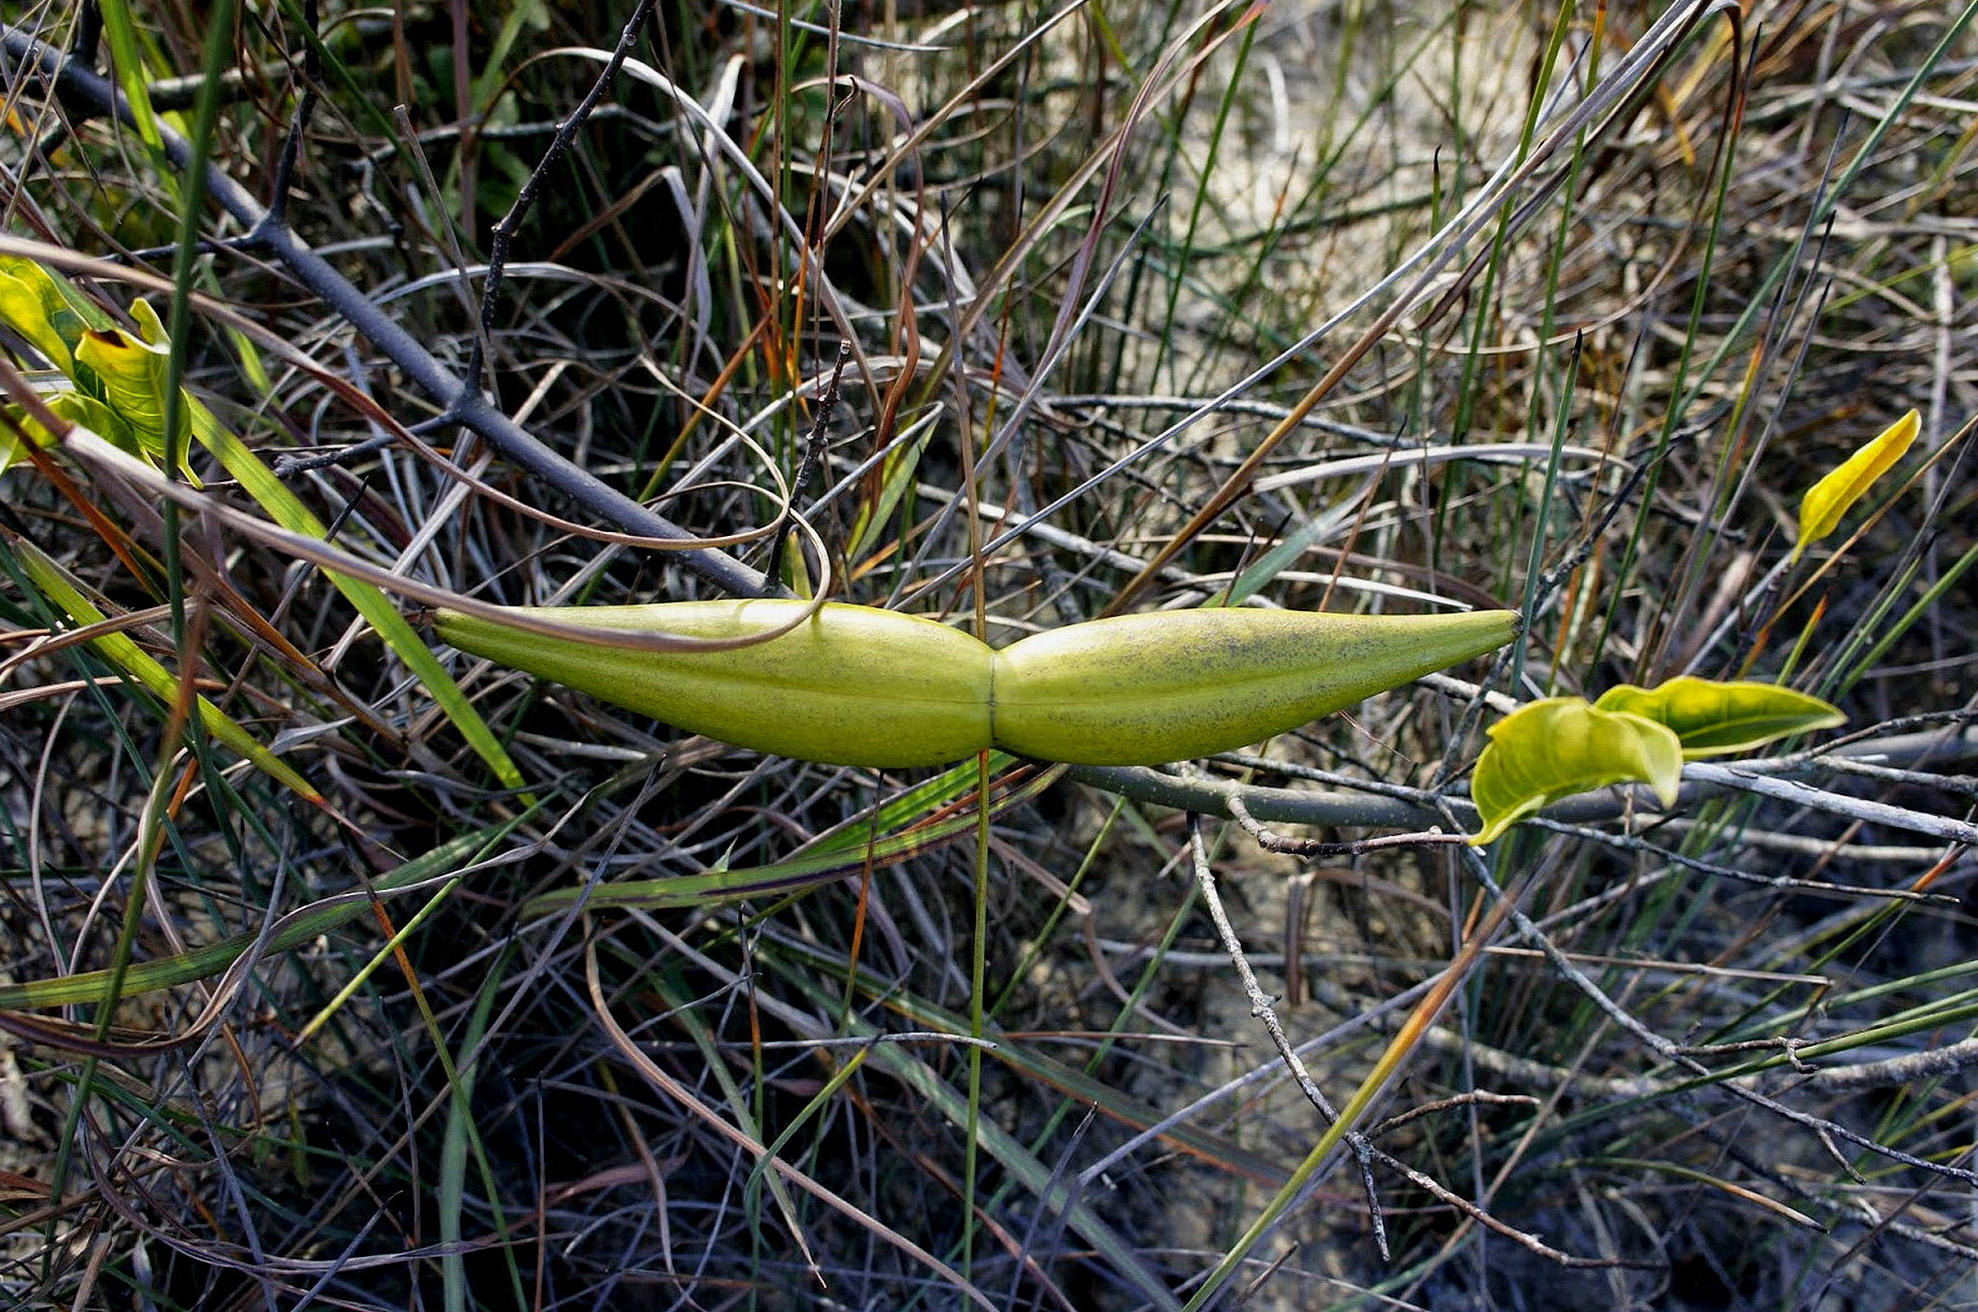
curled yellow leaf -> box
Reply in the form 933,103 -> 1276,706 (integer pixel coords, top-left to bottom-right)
1793,409 -> 1919,562
74,298 -> 181,447
67,298 -> 201,484
1469,698 -> 1683,845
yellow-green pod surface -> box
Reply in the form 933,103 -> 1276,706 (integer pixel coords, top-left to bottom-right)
437,600 -> 1516,769
990,608 -> 1519,765
435,600 -> 994,768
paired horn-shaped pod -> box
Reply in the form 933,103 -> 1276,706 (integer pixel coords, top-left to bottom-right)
436,601 -> 1518,769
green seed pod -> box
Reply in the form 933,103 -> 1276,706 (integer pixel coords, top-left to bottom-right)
991,608 -> 1519,765
435,600 -> 1518,768
435,600 -> 994,768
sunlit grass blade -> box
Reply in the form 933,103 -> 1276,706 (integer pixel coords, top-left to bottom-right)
770,934 -> 1290,1187
522,760 -> 1064,918
188,404 -> 528,794
763,951 -> 1186,1312
0,823 -> 517,1010
9,534 -> 323,805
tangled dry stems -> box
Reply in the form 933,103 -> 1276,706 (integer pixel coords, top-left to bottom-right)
0,2 -> 1975,1309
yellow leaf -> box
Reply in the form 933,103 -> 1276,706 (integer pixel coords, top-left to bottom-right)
1469,698 -> 1684,845
69,298 -> 200,484
1,391 -> 139,475
0,259 -> 77,373
74,299 -> 176,443
1594,677 -> 1845,759
1793,409 -> 1919,562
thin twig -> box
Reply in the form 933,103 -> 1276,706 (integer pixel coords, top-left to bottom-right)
1190,816 -> 1644,1270
1366,1091 -> 1540,1140
262,0 -> 318,231
765,340 -> 851,593
473,0 -> 659,390
1434,798 -> 1978,1188
1225,794 -> 1461,858
0,27 -> 768,598
1068,719 -> 1978,834
1798,1035 -> 1978,1093
1184,814 -> 1390,1261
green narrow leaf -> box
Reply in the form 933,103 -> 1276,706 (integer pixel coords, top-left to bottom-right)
1221,487 -> 1368,606
646,975 -> 815,1277
794,940 -> 1289,1186
184,405 -> 529,795
10,536 -> 324,805
1469,697 -> 1683,845
468,1 -> 552,116
846,418 -> 934,565
799,751 -> 1027,857
1594,676 -> 1845,758
1792,409 -> 1920,562
95,0 -> 170,154
761,954 -> 1187,1312
21,258 -> 518,794
3,260 -> 518,792
0,824 -> 511,1009
522,759 -> 1060,918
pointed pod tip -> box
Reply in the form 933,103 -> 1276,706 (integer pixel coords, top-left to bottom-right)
1456,606 -> 1521,650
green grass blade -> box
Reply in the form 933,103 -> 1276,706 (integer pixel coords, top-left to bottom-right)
10,534 -> 322,804
187,404 -> 528,794
0,823 -> 517,1010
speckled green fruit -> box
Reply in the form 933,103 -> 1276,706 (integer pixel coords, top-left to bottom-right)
436,600 -> 1518,768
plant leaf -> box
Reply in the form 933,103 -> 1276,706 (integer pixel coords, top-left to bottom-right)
0,261 -> 175,475
1793,409 -> 1919,562
0,256 -> 110,371
1,391 -> 139,475
0,258 -> 80,373
1469,697 -> 1684,844
74,321 -> 172,443
845,417 -> 933,567
1594,676 -> 1845,758
781,973 -> 1190,1311
0,823 -> 514,1010
72,300 -> 204,487
522,756 -> 1061,917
